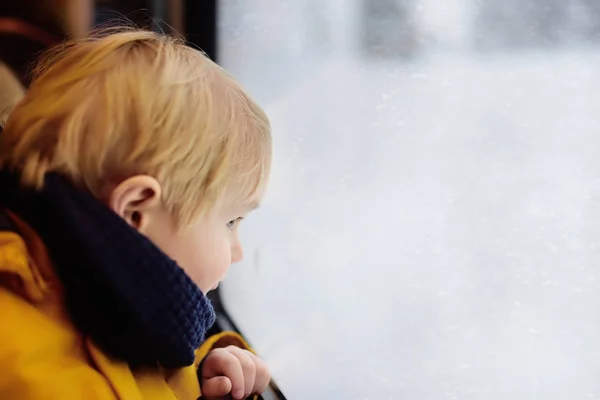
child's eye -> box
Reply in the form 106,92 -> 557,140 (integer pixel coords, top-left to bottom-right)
226,217 -> 243,230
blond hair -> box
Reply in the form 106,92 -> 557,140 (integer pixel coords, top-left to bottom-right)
0,27 -> 271,227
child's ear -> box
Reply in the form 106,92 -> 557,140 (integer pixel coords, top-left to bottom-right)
108,175 -> 163,231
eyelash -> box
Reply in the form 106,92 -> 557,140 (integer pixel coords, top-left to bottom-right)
226,217 -> 243,230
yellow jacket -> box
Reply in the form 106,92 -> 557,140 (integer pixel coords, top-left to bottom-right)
0,212 -> 250,399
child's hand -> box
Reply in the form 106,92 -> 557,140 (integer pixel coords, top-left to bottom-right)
200,346 -> 270,400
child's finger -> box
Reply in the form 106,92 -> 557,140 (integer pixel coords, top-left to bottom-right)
202,351 -> 245,399
226,347 -> 256,396
201,376 -> 232,399
248,352 -> 271,394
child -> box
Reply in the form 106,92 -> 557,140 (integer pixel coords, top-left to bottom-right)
0,27 -> 271,400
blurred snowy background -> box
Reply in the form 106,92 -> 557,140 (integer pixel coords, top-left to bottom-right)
218,1 -> 600,398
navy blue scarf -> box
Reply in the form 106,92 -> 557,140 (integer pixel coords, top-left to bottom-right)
0,170 -> 215,368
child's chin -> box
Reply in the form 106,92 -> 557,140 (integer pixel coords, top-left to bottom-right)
210,282 -> 220,291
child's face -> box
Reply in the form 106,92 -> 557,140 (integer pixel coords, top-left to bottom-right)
156,202 -> 256,294
142,201 -> 259,294
107,176 -> 260,294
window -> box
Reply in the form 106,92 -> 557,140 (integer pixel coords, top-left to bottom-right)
219,0 -> 600,398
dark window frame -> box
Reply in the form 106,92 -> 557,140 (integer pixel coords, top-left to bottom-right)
183,0 -> 217,61
207,290 -> 287,400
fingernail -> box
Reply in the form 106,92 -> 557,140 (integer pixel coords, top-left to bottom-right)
234,389 -> 245,399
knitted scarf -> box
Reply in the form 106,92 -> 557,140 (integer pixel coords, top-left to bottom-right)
0,169 -> 215,368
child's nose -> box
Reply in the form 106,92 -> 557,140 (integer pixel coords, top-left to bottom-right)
231,240 -> 244,264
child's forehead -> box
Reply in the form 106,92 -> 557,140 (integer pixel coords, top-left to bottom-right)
222,180 -> 267,210
220,198 -> 260,214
